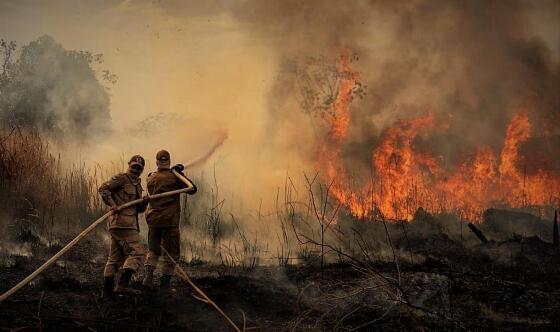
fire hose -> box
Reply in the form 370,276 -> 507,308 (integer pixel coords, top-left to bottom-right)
0,169 -> 193,303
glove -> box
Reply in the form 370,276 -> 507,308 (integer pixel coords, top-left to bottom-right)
110,204 -> 120,215
171,163 -> 185,173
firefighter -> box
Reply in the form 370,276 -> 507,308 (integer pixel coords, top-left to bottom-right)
98,155 -> 148,296
142,150 -> 197,292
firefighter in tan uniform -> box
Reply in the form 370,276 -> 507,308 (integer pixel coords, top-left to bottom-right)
142,150 -> 197,291
98,155 -> 147,296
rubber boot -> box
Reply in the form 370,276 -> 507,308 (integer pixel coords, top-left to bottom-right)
114,268 -> 141,295
101,276 -> 114,298
142,265 -> 155,290
159,275 -> 171,294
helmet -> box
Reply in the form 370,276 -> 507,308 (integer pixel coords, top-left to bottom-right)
156,150 -> 170,162
129,155 -> 145,168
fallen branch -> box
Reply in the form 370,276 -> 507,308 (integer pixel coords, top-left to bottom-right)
468,223 -> 488,243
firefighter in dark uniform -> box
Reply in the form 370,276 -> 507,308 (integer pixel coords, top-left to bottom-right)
142,150 -> 197,291
98,155 -> 147,296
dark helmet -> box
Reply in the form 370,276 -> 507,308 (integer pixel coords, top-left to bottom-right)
129,155 -> 145,168
156,150 -> 170,162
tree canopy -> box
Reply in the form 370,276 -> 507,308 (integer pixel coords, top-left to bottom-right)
0,35 -> 112,140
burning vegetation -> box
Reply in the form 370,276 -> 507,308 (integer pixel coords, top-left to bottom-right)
1,1 -> 560,331
315,53 -> 559,222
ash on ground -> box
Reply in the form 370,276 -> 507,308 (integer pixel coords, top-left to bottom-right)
1,208 -> 559,331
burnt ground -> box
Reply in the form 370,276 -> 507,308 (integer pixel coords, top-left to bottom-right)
1,218 -> 560,331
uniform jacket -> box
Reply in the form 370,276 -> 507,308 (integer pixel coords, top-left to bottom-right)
145,169 -> 196,228
98,172 -> 145,229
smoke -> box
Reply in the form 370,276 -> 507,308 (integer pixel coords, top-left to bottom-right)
228,0 -> 560,174
0,1 -> 558,255
0,35 -> 112,141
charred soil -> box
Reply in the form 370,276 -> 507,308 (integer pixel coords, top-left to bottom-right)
1,215 -> 559,331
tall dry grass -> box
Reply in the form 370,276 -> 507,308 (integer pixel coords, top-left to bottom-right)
0,125 -> 105,242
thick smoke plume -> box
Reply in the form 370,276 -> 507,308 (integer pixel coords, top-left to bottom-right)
230,0 -> 560,176
0,35 -> 112,141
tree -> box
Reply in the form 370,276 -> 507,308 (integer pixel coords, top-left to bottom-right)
0,35 -> 113,141
296,54 -> 365,119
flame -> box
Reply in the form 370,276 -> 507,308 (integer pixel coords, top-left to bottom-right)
316,52 -> 560,222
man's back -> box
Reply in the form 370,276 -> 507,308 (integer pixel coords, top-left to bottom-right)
145,169 -> 185,227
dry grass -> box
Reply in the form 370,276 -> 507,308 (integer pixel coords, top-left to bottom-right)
0,125 -> 105,241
